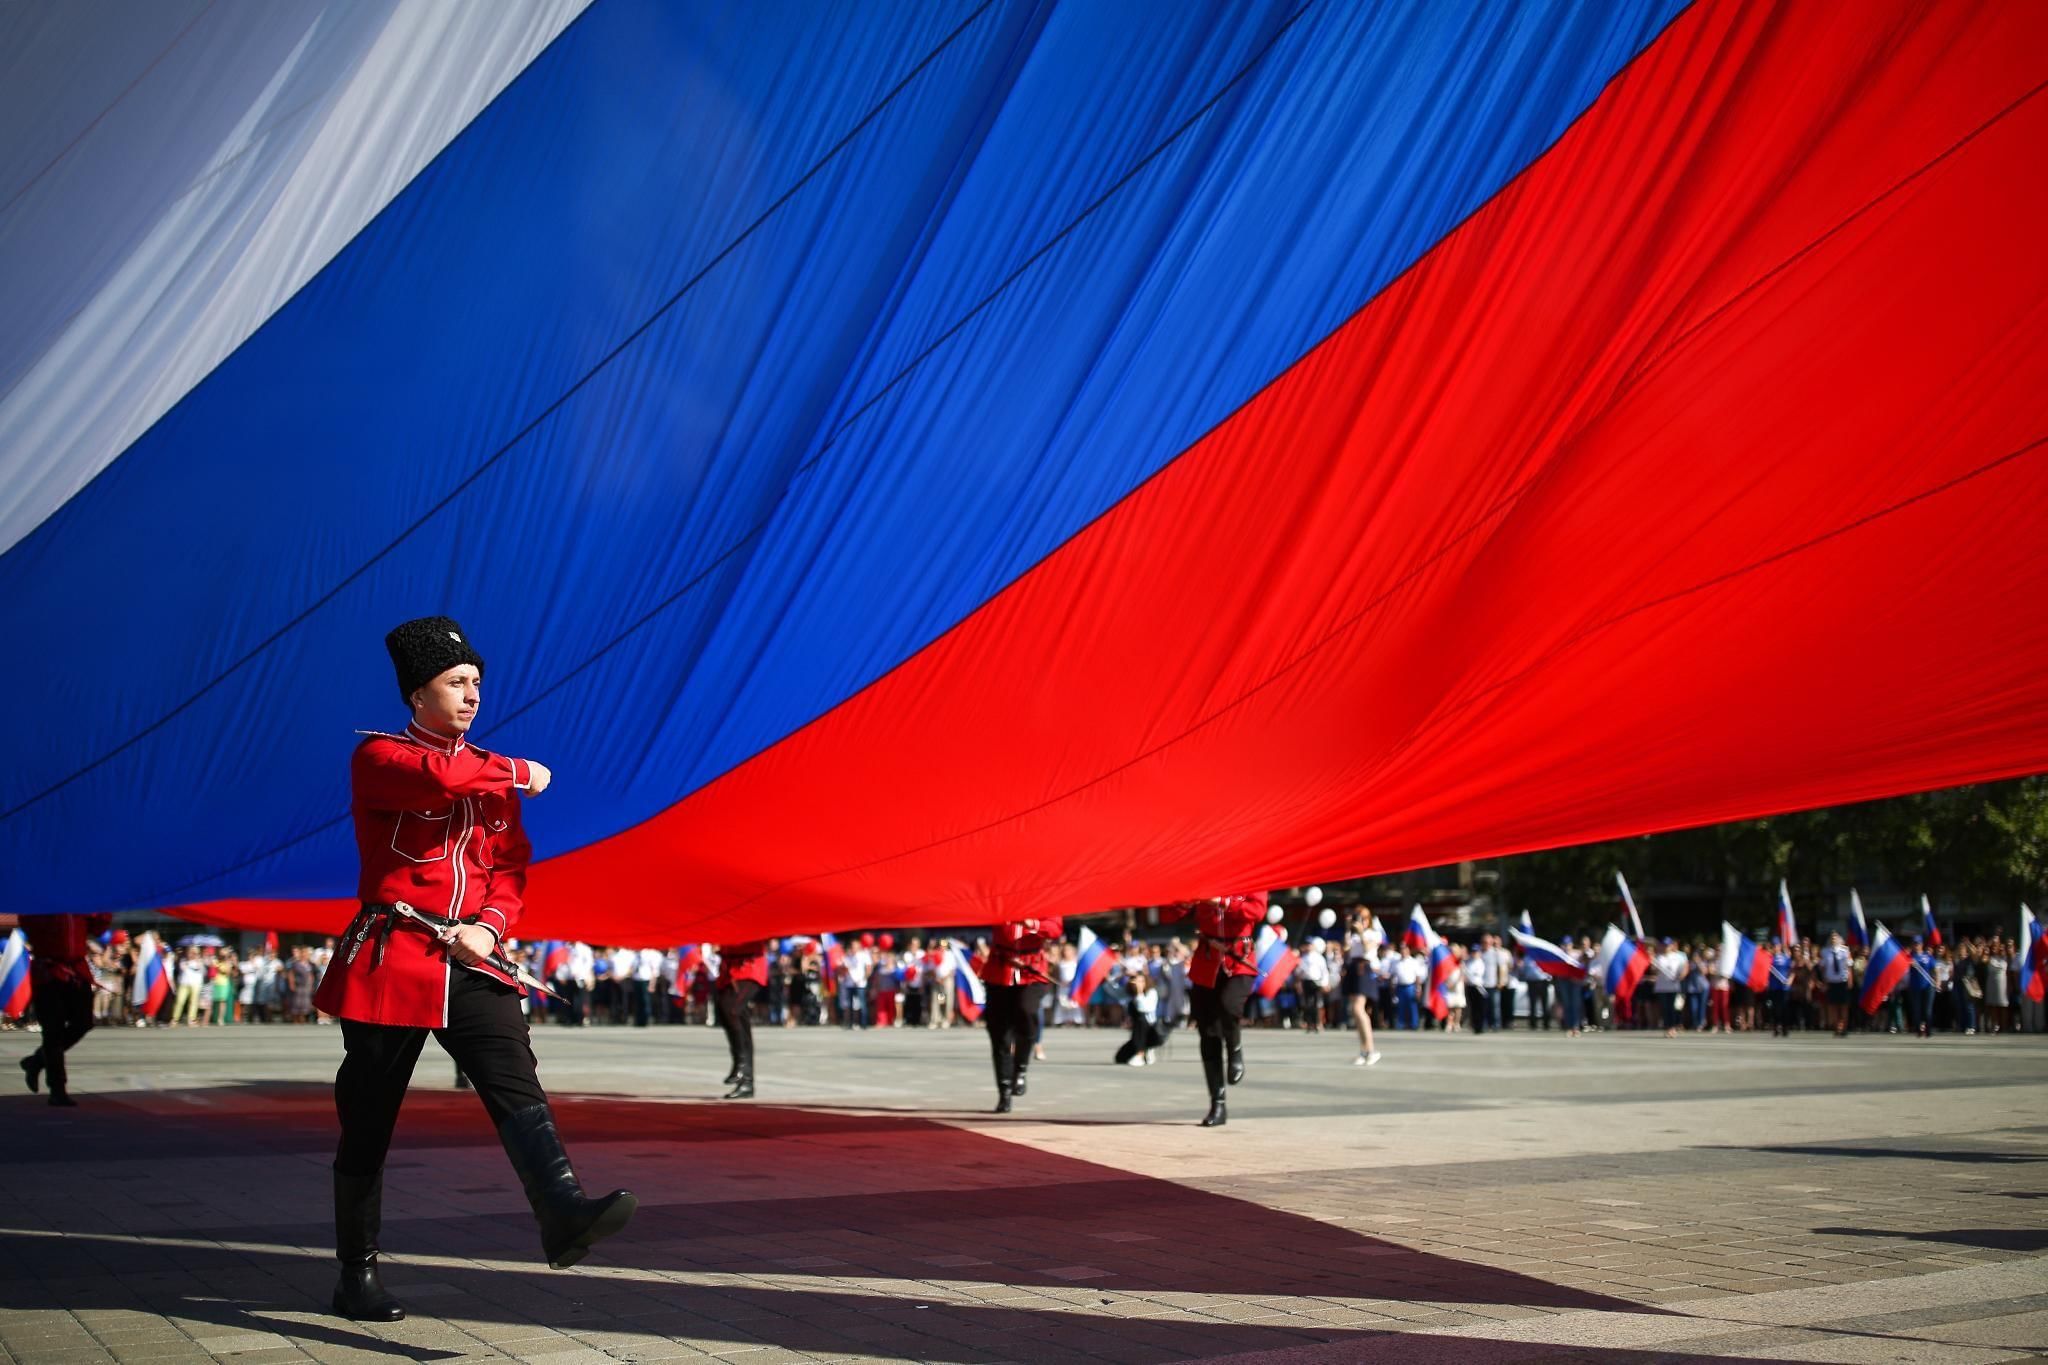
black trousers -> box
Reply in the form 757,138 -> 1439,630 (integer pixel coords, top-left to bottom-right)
1524,978 -> 1551,1029
984,983 -> 1047,1090
714,981 -> 760,1072
334,971 -> 546,1177
1190,976 -> 1253,1097
1468,985 -> 1491,1033
29,977 -> 95,1093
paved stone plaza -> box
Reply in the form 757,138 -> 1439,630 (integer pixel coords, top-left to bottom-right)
3,1021 -> 2045,1364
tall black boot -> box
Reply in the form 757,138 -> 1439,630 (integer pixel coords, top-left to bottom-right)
330,1169 -> 404,1321
1198,1037 -> 1227,1128
1227,1045 -> 1246,1086
20,1051 -> 41,1094
498,1104 -> 638,1269
723,1067 -> 754,1100
993,1084 -> 1013,1114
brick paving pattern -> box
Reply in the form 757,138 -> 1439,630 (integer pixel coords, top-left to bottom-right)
3,1023 -> 2045,1362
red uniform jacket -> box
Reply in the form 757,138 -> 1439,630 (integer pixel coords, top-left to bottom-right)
1164,894 -> 1268,988
24,913 -> 112,987
976,918 -> 1065,987
313,721 -> 535,1028
716,941 -> 771,989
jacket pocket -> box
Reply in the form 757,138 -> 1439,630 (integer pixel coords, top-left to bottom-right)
389,808 -> 452,863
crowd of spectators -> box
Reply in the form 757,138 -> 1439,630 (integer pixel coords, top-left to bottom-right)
10,919 -> 2039,1042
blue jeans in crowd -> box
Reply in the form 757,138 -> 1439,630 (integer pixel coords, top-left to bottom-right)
1394,984 -> 1420,1031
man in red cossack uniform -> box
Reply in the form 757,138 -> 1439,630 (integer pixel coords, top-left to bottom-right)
1161,893 -> 1268,1127
975,916 -> 1063,1112
314,616 -> 634,1322
15,912 -> 112,1106
712,940 -> 769,1099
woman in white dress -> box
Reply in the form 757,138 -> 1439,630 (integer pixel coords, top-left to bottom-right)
1443,945 -> 1467,1031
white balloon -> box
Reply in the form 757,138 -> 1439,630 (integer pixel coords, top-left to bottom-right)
1305,886 -> 1324,907
1318,908 -> 1337,930
1266,905 -> 1284,924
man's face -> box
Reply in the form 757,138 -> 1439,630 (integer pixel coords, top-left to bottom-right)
413,664 -> 482,734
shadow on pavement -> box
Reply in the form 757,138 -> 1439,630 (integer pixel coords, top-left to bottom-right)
2,1084 -> 1687,1362
1812,1225 -> 2048,1253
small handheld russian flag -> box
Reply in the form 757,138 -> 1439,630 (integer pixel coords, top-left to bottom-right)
1509,927 -> 1586,980
1597,924 -> 1648,999
1403,904 -> 1433,952
1068,926 -> 1114,1010
1920,895 -> 1942,948
2020,904 -> 2043,1005
1718,922 -> 1772,992
1845,889 -> 1869,951
1616,872 -> 1646,941
131,931 -> 169,1018
1253,925 -> 1300,1000
951,944 -> 985,1022
1425,933 -> 1456,1020
1858,924 -> 1911,1013
1776,880 -> 1797,947
0,929 -> 30,1020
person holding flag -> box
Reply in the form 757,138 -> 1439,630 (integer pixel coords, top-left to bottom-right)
712,941 -> 769,1099
1817,932 -> 1853,1037
976,917 -> 1063,1113
1342,907 -> 1383,1066
1596,925 -> 1648,1031
8,912 -> 111,1105
1858,925 -> 1914,1018
1904,935 -> 1939,1037
1162,892 -> 1268,1128
315,617 -> 635,1322
2018,906 -> 2044,1034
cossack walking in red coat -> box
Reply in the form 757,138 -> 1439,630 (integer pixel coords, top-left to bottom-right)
313,720 -> 537,1029
1162,891 -> 1270,1128
978,917 -> 1064,1113
975,917 -> 1064,987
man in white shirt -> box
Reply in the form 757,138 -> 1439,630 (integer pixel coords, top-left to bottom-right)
631,947 -> 661,1027
1652,938 -> 1689,1038
1818,933 -> 1853,1037
1488,937 -> 1516,1030
929,944 -> 955,1028
1464,936 -> 1494,1035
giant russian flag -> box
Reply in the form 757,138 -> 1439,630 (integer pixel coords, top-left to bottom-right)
131,932 -> 169,1018
1718,922 -> 1772,992
1068,926 -> 1114,1010
1858,925 -> 1912,1014
951,945 -> 985,1023
2020,905 -> 2043,1005
1846,890 -> 1870,952
1510,927 -> 1587,981
1597,925 -> 1648,1001
1253,925 -> 1300,1000
1403,905 -> 1434,953
1920,896 -> 1944,949
6,0 -> 2046,948
0,930 -> 30,1020
1776,881 -> 1798,947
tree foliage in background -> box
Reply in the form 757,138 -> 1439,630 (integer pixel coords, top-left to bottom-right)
1489,776 -> 2048,933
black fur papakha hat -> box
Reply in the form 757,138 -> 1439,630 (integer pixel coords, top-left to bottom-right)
385,616 -> 486,700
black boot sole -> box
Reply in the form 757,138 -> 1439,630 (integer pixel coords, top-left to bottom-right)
330,1289 -> 405,1322
548,1192 -> 638,1270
